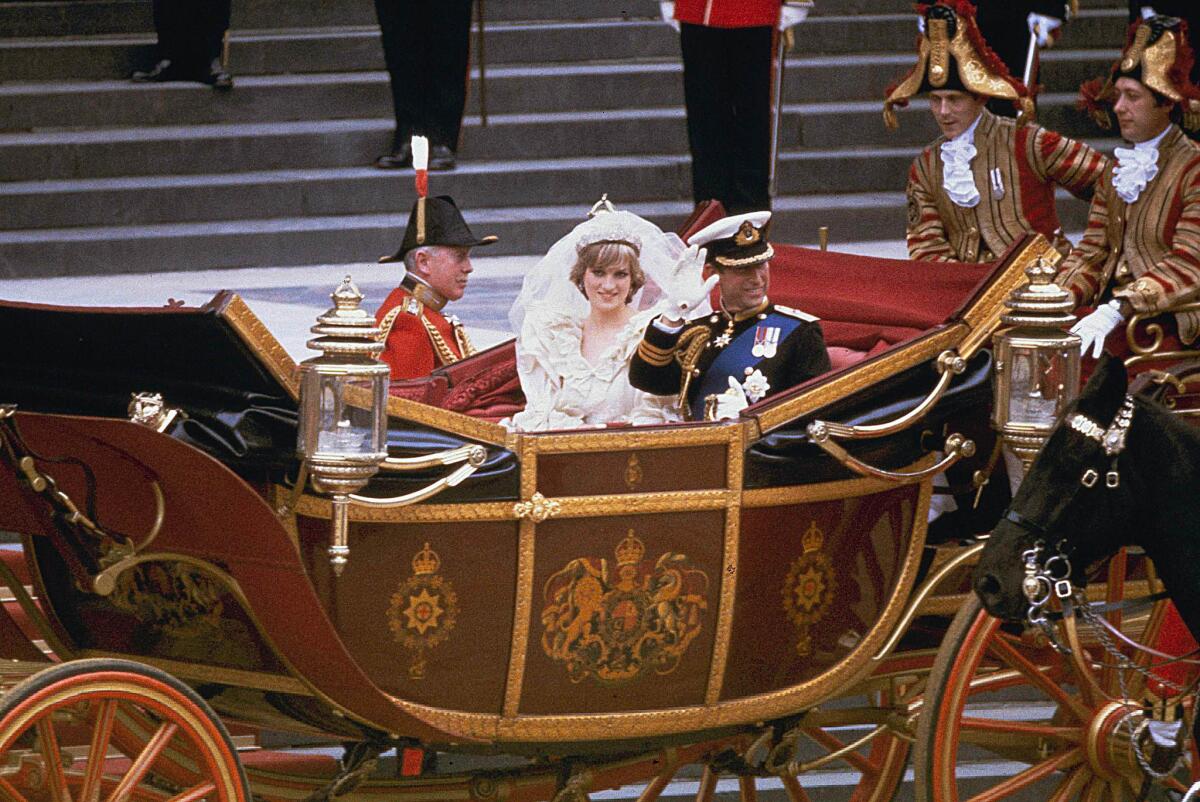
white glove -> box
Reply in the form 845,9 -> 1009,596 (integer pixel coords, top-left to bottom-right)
1141,5 -> 1158,20
1069,301 -> 1125,358
1026,12 -> 1062,48
659,1 -> 679,31
663,245 -> 718,323
917,14 -> 926,34
779,1 -> 812,31
711,376 -> 750,421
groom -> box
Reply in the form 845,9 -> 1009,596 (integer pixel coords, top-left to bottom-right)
629,211 -> 831,421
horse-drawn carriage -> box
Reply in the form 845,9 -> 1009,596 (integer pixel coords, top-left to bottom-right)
0,225 -> 1196,802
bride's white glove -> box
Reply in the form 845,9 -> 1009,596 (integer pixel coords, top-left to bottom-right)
663,245 -> 718,324
659,1 -> 679,31
710,376 -> 750,421
1069,301 -> 1125,358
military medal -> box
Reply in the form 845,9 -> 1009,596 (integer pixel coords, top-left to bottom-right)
753,326 -> 780,358
989,167 -> 1005,201
713,332 -> 732,348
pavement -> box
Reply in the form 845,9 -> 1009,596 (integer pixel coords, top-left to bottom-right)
0,239 -> 911,360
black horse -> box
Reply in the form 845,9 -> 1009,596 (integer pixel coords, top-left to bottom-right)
974,355 -> 1200,643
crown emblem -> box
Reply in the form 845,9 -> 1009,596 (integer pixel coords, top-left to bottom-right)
734,220 -> 761,247
615,530 -> 646,566
412,542 -> 441,575
801,521 -> 824,554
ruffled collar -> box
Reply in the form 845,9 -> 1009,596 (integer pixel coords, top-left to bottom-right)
940,112 -> 983,209
532,305 -> 658,379
1112,125 -> 1171,204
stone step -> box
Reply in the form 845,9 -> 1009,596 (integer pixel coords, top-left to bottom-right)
0,42 -> 1122,134
0,191 -> 1093,279
0,0 -> 662,38
0,91 -> 1115,184
2,137 -> 1119,232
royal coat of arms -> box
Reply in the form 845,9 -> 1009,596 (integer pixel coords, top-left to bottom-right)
540,530 -> 708,684
387,542 -> 458,680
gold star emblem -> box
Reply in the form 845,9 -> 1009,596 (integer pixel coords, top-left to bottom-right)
713,332 -> 732,348
404,588 -> 444,635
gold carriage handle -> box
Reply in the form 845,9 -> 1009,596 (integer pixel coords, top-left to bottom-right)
347,458 -> 484,509
804,350 -> 966,441
378,443 -> 486,472
1123,300 -> 1200,369
806,431 -> 976,482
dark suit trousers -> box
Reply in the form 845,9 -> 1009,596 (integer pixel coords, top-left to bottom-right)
152,0 -> 231,74
374,0 -> 473,151
680,23 -> 774,214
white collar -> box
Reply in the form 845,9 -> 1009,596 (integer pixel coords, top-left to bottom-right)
947,112 -> 983,147
1131,124 -> 1171,152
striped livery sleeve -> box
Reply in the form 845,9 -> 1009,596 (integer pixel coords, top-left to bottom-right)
1115,158 -> 1200,314
1055,171 -> 1116,308
1030,127 -> 1110,201
905,149 -> 957,261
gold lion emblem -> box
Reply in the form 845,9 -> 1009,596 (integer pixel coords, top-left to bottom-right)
540,531 -> 708,684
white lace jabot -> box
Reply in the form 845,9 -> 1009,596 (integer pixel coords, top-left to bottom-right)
940,113 -> 982,208
1113,126 -> 1169,204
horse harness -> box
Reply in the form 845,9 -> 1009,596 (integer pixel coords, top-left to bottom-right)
1004,393 -> 1200,783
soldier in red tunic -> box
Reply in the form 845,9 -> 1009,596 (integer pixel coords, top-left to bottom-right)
375,138 -> 497,381
1060,15 -> 1200,357
884,2 -> 1108,263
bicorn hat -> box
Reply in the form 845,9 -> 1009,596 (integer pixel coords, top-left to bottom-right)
1078,15 -> 1200,131
883,1 -> 1033,130
379,136 -> 498,264
688,211 -> 773,269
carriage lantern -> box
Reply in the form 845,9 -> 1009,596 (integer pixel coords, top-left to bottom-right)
991,257 -> 1081,478
296,276 -> 390,575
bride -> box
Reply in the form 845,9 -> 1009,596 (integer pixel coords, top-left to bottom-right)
505,200 -> 694,431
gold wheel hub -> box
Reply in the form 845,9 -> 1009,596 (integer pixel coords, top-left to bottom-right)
1084,701 -> 1144,781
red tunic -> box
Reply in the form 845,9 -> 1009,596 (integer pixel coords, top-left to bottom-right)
674,0 -> 780,28
374,286 -> 463,381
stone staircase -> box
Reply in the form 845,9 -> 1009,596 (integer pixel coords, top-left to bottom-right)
0,0 -> 1127,277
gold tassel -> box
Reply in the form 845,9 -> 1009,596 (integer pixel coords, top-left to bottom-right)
1090,108 -> 1113,130
883,103 -> 899,131
1016,97 -> 1036,125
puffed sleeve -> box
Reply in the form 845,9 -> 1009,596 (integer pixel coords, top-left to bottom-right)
506,308 -> 587,431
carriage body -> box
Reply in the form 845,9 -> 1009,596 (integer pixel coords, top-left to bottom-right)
0,235 -> 1047,799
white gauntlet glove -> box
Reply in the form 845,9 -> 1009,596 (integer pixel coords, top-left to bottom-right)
710,376 -> 750,421
779,1 -> 812,31
1069,300 -> 1125,358
659,1 -> 679,31
1026,12 -> 1062,48
663,245 -> 718,324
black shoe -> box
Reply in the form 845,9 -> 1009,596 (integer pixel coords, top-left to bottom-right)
200,59 -> 234,90
131,59 -> 177,82
374,141 -> 413,169
428,144 -> 456,171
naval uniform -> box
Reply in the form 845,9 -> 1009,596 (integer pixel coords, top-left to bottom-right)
629,299 -> 831,421
375,275 -> 475,381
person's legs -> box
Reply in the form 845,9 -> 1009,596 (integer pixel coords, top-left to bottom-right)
681,23 -> 736,208
725,25 -> 773,213
418,0 -> 472,166
373,0 -> 420,165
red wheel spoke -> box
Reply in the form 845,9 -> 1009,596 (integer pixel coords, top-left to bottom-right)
780,775 -> 811,802
987,636 -> 1090,722
635,762 -> 679,802
801,728 -> 876,775
81,699 -> 119,802
964,746 -> 1084,802
164,783 -> 217,802
105,721 -> 179,802
694,765 -> 718,802
1046,766 -> 1090,802
35,715 -> 74,802
738,776 -> 758,802
958,717 -> 1082,742
0,775 -> 34,802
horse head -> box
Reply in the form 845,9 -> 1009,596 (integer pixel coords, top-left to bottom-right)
974,355 -> 1139,621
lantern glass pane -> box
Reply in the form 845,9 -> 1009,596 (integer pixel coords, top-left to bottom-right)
1006,345 -> 1061,427
297,368 -> 386,459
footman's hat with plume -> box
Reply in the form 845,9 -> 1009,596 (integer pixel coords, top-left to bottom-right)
380,136 -> 498,264
883,0 -> 1033,130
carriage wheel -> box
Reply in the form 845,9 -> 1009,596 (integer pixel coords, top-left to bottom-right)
0,658 -> 250,802
913,579 -> 1193,802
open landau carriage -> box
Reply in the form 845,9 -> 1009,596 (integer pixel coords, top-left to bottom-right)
0,213 -> 1197,802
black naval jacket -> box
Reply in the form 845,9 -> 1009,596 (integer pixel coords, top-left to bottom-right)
630,299 -> 831,421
